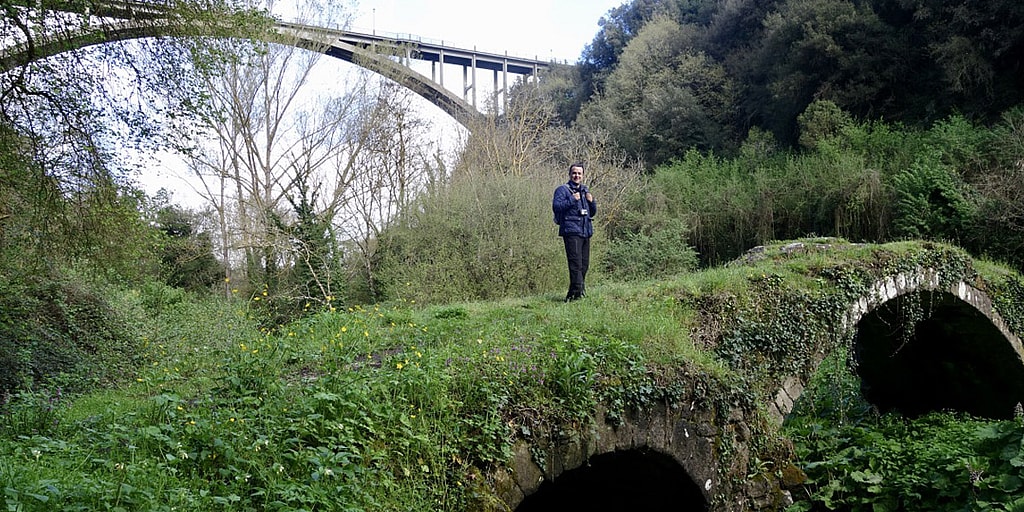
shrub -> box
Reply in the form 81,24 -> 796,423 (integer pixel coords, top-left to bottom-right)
604,213 -> 698,280
0,269 -> 140,396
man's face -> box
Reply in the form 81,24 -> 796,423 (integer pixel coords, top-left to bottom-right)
569,166 -> 584,185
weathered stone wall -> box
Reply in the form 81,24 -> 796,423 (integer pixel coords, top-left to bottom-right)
491,400 -> 796,511
768,270 -> 1024,422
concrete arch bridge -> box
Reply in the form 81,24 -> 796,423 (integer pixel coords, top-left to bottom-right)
487,240 -> 1024,511
0,1 -> 551,127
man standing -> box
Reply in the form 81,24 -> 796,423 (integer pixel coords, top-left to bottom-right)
552,163 -> 597,302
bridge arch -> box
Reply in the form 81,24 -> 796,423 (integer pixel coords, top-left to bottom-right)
1,19 -> 486,127
770,271 -> 1024,422
489,399 -> 791,511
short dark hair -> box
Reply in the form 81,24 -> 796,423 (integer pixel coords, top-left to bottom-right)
568,163 -> 585,173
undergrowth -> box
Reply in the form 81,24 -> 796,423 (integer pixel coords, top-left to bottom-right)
785,349 -> 1024,511
3,240 -> 1024,510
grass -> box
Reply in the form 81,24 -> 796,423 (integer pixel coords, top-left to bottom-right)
2,284 -> 716,510
2,239 -> 1023,510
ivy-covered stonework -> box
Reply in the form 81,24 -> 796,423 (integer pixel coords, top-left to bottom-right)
500,238 -> 1024,511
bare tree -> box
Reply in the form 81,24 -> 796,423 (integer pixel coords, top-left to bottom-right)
339,77 -> 446,299
178,0 -> 361,301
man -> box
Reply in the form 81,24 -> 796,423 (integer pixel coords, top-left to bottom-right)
552,163 -> 597,302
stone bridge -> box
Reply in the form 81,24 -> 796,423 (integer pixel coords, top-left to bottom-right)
488,240 -> 1024,511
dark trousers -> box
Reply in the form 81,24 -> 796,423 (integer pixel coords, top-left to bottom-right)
562,235 -> 590,300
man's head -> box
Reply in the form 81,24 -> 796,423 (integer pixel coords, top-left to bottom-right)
568,163 -> 584,185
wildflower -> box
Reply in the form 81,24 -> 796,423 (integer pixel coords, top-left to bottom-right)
396,362 -> 404,370
31,449 -> 41,461
341,326 -> 348,333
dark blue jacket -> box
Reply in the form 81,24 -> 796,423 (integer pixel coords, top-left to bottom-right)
553,182 -> 596,237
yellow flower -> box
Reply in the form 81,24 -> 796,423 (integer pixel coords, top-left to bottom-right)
341,326 -> 348,333
396,362 -> 404,370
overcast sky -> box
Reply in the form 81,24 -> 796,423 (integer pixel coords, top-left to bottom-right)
146,0 -> 627,204
347,0 -> 625,63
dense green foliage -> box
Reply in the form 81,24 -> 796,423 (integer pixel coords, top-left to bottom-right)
787,351 -> 1024,511
558,0 -> 1024,163
3,240 -> 1022,510
608,104 -> 1024,268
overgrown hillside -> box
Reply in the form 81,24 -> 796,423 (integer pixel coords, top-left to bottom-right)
4,240 -> 1024,510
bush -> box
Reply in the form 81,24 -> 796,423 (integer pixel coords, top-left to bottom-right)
376,173 -> 565,304
604,213 -> 698,280
0,269 -> 140,395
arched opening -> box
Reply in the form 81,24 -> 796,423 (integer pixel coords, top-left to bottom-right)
515,448 -> 708,511
854,290 -> 1024,418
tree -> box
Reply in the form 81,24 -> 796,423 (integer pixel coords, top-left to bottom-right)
150,197 -> 225,291
579,15 -> 738,167
178,0 -> 360,303
0,0 -> 272,276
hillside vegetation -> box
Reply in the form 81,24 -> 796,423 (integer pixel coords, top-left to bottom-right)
3,0 -> 1024,510
4,240 -> 1024,510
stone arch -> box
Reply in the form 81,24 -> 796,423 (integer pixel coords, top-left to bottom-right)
514,448 -> 707,511
770,269 -> 1024,422
489,401 -> 784,512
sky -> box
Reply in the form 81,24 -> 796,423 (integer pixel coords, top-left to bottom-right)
346,0 -> 625,63
143,0 -> 627,205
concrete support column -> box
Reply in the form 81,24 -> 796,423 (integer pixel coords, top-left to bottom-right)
471,50 -> 478,108
502,55 -> 509,112
439,47 -> 445,87
492,68 -> 499,112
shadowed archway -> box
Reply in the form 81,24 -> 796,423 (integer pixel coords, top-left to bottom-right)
770,271 -> 1024,423
855,289 -> 1024,418
515,448 -> 708,511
